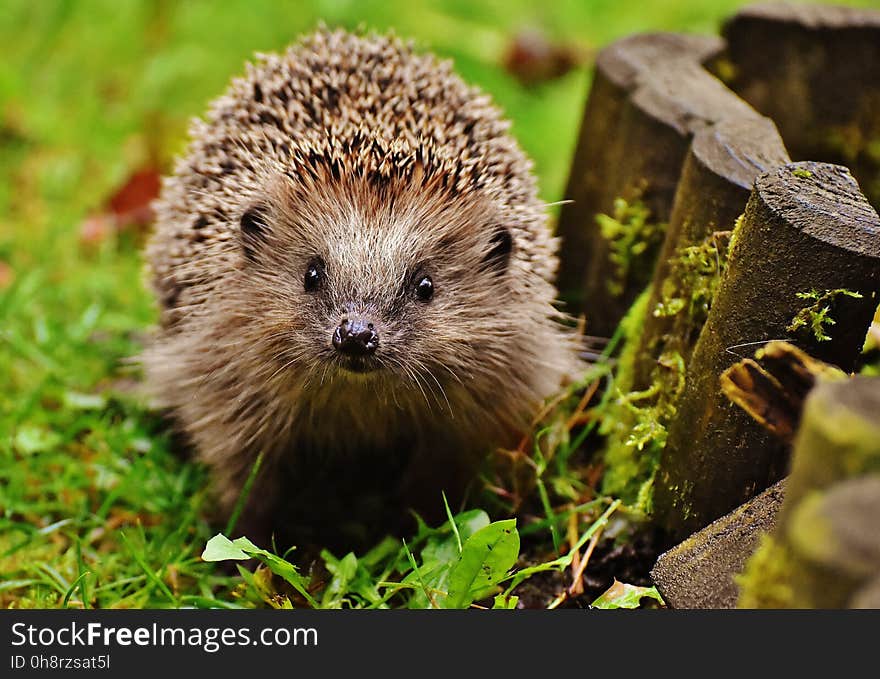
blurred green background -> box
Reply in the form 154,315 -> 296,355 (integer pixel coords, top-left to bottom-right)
3,0 -> 877,253
2,0 -> 871,224
0,0 -> 875,607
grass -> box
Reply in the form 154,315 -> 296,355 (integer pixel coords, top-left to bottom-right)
2,0 -> 873,609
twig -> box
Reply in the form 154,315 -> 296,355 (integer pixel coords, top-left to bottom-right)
569,528 -> 603,596
565,378 -> 600,431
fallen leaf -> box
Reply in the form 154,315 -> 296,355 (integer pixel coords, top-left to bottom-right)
591,579 -> 665,609
503,29 -> 589,86
0,261 -> 13,290
79,165 -> 161,247
107,166 -> 161,225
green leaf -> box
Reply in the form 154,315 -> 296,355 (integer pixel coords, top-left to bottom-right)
443,519 -> 519,609
442,491 -> 462,553
402,539 -> 442,609
202,534 -> 317,608
254,552 -> 316,607
493,594 -> 518,609
13,425 -> 62,455
360,536 -> 401,570
201,534 -> 258,561
420,509 -> 490,565
320,551 -> 358,608
591,580 -> 665,609
501,499 -> 622,599
453,510 -> 492,540
63,391 -> 107,410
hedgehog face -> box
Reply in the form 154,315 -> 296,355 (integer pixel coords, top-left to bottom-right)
237,175 -> 522,401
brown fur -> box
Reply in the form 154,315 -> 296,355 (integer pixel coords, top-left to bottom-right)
143,29 -> 581,545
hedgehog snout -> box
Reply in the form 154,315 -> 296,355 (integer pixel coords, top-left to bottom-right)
332,317 -> 379,357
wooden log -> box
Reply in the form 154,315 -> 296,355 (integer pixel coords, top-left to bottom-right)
737,377 -> 880,608
598,117 -> 788,501
556,32 -> 765,336
654,162 -> 880,545
778,374 -> 880,525
651,479 -> 785,609
715,3 -> 880,210
628,116 -> 789,394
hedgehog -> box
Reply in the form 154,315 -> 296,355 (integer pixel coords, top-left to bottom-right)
143,29 -> 581,546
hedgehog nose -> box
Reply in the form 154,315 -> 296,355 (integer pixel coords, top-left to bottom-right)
333,319 -> 379,357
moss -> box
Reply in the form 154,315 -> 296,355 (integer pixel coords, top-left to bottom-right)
792,388 -> 880,496
709,56 -> 737,85
867,138 -> 880,165
600,348 -> 685,508
600,227 -> 734,508
727,213 -> 743,254
596,196 -> 665,297
825,119 -> 880,207
653,229 -> 732,332
736,534 -> 802,608
738,488 -> 871,608
827,124 -> 871,165
785,491 -> 842,573
787,288 -> 864,343
791,168 -> 813,179
612,286 -> 651,395
599,288 -> 666,505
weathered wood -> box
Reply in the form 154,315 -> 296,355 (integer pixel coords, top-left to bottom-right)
654,162 -> 880,545
598,117 -> 788,501
651,479 -> 785,609
715,3 -> 880,210
556,32 -> 766,336
628,116 -> 789,394
720,341 -> 846,444
779,374 -> 880,523
738,377 -> 880,608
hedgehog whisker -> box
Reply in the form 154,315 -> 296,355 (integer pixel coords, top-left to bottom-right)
412,358 -> 452,416
265,352 -> 303,384
434,359 -> 464,387
408,367 -> 433,413
392,356 -> 433,412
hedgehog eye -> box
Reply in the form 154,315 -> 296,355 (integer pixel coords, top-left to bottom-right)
304,258 -> 325,292
414,275 -> 434,302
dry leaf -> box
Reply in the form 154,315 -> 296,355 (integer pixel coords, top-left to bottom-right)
503,29 -> 588,86
0,260 -> 13,290
79,165 -> 161,247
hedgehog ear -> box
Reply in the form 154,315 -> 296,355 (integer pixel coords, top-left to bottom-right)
483,225 -> 513,272
239,205 -> 271,261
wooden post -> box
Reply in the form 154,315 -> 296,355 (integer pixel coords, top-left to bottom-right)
555,32 -> 765,336
651,479 -> 786,609
738,377 -> 880,608
628,116 -> 789,394
654,162 -> 880,545
779,376 -> 880,524
599,116 -> 789,501
715,3 -> 880,210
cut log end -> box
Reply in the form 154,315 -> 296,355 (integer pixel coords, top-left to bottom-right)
757,163 -> 880,257
689,116 -> 789,191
